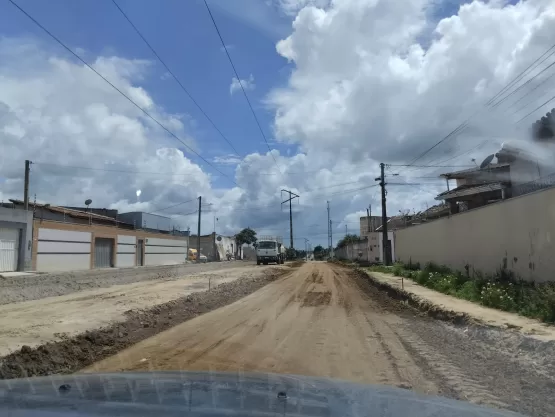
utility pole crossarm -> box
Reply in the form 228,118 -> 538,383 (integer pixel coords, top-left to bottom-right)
281,189 -> 300,249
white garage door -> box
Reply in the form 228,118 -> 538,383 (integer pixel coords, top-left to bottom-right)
0,228 -> 20,272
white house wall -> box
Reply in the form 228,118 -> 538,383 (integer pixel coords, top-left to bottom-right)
144,237 -> 187,266
117,234 -> 136,268
36,228 -> 92,272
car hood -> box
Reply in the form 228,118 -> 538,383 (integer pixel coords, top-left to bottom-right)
0,371 -> 524,417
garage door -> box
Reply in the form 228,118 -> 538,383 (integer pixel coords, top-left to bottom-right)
0,228 -> 20,272
94,238 -> 113,268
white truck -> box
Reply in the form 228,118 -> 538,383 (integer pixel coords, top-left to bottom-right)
256,236 -> 285,265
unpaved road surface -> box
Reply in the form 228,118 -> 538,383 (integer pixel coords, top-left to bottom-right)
0,265 -> 274,356
0,261 -> 251,305
88,262 -> 554,417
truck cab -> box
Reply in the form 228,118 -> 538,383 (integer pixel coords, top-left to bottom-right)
256,239 -> 284,265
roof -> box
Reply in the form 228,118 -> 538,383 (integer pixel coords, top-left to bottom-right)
9,199 -> 124,223
439,163 -> 509,179
435,182 -> 504,200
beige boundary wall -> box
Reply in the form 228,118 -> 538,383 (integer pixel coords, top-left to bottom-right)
394,186 -> 555,282
32,219 -> 188,272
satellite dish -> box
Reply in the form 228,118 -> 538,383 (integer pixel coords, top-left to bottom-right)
85,199 -> 92,206
479,154 -> 495,169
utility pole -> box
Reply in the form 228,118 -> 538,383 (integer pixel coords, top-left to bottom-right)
197,196 -> 202,263
327,201 -> 331,255
329,219 -> 333,257
304,238 -> 309,261
375,163 -> 390,265
281,189 -> 300,249
345,224 -> 348,235
24,160 -> 31,211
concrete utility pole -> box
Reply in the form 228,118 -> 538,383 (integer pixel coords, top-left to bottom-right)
197,196 -> 202,263
281,189 -> 300,249
24,160 -> 31,211
376,163 -> 390,265
304,238 -> 309,261
327,201 -> 331,255
329,219 -> 333,257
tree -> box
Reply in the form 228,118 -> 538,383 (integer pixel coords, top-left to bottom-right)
313,245 -> 325,260
235,228 -> 257,258
336,233 -> 361,249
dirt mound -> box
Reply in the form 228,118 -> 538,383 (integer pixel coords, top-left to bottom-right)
302,291 -> 331,307
0,268 -> 289,380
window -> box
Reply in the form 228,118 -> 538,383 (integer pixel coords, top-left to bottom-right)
258,241 -> 276,249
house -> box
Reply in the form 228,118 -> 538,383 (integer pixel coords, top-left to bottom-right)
0,205 -> 33,272
4,199 -> 188,272
434,139 -> 553,212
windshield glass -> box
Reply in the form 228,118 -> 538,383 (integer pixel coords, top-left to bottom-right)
3,1 -> 554,416
258,241 -> 276,249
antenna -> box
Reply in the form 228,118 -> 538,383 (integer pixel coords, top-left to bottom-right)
479,154 -> 495,169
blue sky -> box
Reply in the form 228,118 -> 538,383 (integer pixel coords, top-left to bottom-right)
0,0 -> 295,186
2,0 -> 552,245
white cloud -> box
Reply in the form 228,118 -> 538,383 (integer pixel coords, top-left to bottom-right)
3,0 -> 555,248
213,154 -> 243,165
230,74 -> 255,95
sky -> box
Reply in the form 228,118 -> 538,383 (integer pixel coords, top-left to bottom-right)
1,0 -> 555,248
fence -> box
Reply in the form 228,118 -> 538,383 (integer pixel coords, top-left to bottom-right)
395,184 -> 555,282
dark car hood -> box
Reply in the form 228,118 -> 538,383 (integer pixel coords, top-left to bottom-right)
0,371 -> 524,417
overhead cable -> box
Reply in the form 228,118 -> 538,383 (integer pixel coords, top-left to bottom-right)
8,0 -> 238,186
110,0 -> 242,157
202,0 -> 281,171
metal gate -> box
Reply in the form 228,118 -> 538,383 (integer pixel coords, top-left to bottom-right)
94,238 -> 113,268
136,239 -> 144,266
0,228 -> 20,272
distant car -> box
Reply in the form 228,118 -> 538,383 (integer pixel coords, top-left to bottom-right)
199,254 -> 208,263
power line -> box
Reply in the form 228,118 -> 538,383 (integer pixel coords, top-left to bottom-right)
32,162 -> 207,177
491,58 -> 555,109
7,0 -> 238,186
150,198 -> 197,214
400,42 -> 555,173
110,0 -> 241,158
515,92 -> 555,124
487,44 -> 555,106
202,0 -> 281,171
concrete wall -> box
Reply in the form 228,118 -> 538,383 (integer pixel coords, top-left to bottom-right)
394,185 -> 555,282
117,234 -> 136,268
335,232 -> 395,263
0,207 -> 33,271
335,240 -> 370,262
144,236 -> 187,266
33,220 -> 187,272
37,228 -> 92,272
189,234 -> 216,261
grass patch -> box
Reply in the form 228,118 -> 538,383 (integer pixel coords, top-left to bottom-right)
367,261 -> 555,324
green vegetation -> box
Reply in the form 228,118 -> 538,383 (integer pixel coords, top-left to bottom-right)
368,262 -> 555,323
336,233 -> 361,249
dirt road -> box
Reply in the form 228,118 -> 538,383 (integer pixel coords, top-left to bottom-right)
87,262 -> 554,416
0,265 -> 275,356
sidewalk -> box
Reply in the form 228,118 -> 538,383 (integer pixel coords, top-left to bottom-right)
366,270 -> 555,342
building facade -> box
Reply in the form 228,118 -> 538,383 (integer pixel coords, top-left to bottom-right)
0,206 -> 33,272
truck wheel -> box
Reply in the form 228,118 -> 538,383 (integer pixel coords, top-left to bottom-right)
257,260 -> 261,265
263,261 -> 268,265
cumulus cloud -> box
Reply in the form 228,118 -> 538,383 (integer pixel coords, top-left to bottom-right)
0,38 -> 211,232
230,74 -> 255,95
3,0 -> 555,247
